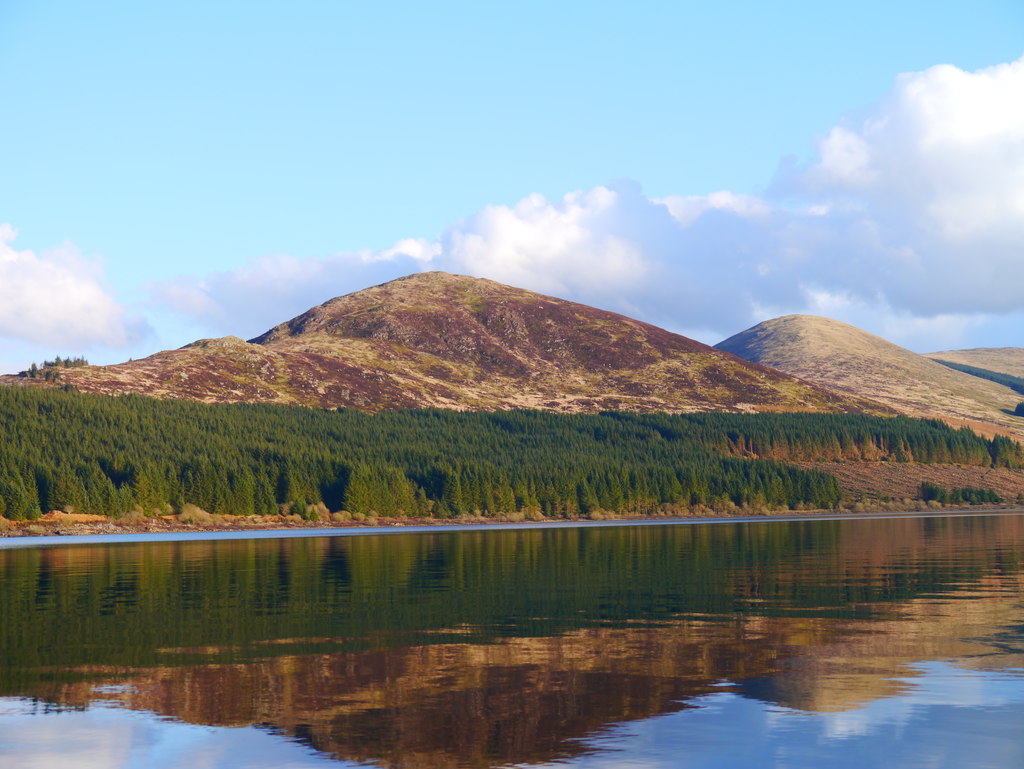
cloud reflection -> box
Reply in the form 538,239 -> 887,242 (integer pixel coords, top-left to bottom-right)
545,663 -> 1024,769
2,663 -> 1022,769
0,700 -> 348,769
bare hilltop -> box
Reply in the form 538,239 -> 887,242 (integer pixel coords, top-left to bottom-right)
1,273 -> 881,415
716,314 -> 1023,438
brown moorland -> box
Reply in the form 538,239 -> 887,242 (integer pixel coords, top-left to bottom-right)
1,273 -> 885,416
795,462 -> 1024,503
925,347 -> 1024,379
717,314 -> 1024,439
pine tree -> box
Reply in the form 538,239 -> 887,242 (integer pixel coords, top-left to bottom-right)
0,475 -> 39,520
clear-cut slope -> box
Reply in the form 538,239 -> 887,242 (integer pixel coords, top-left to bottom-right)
5,274 -> 883,414
716,314 -> 1023,436
925,347 -> 1024,379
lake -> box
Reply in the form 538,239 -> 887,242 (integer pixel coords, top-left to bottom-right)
1,513 -> 1023,768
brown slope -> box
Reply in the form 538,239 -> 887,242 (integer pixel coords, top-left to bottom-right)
716,314 -> 1023,437
925,347 -> 1024,379
6,273 -> 882,414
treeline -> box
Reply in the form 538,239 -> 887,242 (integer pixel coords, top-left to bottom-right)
918,482 -> 1002,506
0,387 -> 1020,520
932,359 -> 1024,395
18,355 -> 89,382
614,412 -> 1023,466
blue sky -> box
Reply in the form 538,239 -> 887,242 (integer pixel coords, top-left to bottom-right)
2,1 -> 1023,370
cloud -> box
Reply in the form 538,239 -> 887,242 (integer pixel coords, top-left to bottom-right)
439,187 -> 649,295
150,55 -> 1024,351
438,183 -> 805,334
772,55 -> 1024,318
0,225 -> 147,349
656,191 -> 772,227
149,252 -> 429,341
150,184 -> 775,340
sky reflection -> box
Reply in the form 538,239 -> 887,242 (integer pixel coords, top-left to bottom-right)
539,662 -> 1024,769
2,662 -> 1022,769
0,699 -> 352,769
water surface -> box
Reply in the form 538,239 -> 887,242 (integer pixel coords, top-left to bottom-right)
1,515 -> 1023,768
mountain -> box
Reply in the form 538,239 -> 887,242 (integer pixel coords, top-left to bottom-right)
3,273 -> 881,415
925,347 -> 1024,379
715,314 -> 1023,437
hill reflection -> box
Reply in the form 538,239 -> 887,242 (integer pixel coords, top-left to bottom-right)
2,515 -> 1024,767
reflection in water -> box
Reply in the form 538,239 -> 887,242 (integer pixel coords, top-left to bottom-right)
553,663 -> 1024,769
0,698 -> 346,769
1,515 -> 1024,768
4,664 -> 1024,769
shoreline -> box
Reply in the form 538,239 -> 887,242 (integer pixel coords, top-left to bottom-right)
2,505 -> 1023,550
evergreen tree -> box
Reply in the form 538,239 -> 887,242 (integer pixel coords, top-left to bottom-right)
0,474 -> 39,520
0,387 -> 1018,521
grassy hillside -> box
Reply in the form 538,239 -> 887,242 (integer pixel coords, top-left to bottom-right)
930,359 -> 1024,395
716,314 -> 1023,438
926,347 -> 1024,379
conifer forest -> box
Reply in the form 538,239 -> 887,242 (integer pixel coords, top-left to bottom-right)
1,386 -> 1021,521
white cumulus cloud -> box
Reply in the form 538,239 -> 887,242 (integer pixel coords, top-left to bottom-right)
150,55 -> 1024,351
440,187 -> 650,296
657,191 -> 773,227
773,55 -> 1024,320
0,225 -> 146,349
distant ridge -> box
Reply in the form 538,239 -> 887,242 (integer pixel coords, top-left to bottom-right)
925,347 -> 1024,379
716,314 -> 1023,438
928,359 -> 1024,396
2,273 -> 882,415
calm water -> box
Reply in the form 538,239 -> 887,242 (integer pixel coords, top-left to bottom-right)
1,515 -> 1024,768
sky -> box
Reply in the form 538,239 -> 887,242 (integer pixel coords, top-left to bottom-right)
2,0 -> 1024,372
